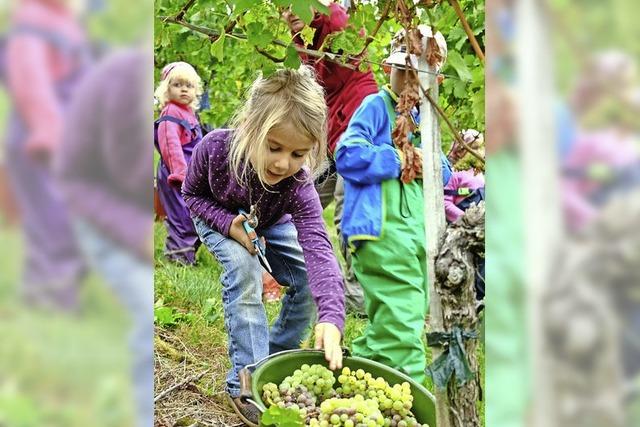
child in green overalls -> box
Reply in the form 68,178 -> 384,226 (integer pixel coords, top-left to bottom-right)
334,26 -> 448,384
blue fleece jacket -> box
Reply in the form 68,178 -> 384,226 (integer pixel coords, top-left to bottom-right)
335,87 -> 452,250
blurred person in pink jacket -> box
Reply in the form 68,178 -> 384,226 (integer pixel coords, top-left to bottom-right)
443,130 -> 485,303
4,0 -> 89,310
444,169 -> 485,224
444,129 -> 486,224
444,166 -> 486,303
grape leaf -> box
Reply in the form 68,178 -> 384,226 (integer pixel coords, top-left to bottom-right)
247,22 -> 274,48
291,0 -> 313,24
260,406 -> 304,427
447,50 -> 472,81
284,44 -> 301,69
300,27 -> 315,46
309,0 -> 329,16
159,29 -> 170,47
453,78 -> 467,99
233,0 -> 259,13
210,33 -> 225,62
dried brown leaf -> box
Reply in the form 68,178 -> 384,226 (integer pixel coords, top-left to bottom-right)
408,28 -> 423,55
392,115 -> 413,145
426,36 -> 444,68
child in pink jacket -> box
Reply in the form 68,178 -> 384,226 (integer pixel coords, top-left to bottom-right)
444,168 -> 485,302
154,61 -> 204,264
444,169 -> 485,223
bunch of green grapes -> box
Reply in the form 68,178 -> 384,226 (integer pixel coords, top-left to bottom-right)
261,363 -> 335,424
262,382 -> 320,424
279,363 -> 336,400
336,368 -> 414,417
262,382 -> 281,406
309,395 -> 384,426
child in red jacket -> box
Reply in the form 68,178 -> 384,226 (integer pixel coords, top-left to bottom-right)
283,1 -> 379,160
282,0 -> 378,316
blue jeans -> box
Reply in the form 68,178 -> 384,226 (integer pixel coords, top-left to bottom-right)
194,218 -> 316,397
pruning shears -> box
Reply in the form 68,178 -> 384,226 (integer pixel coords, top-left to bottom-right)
239,209 -> 272,273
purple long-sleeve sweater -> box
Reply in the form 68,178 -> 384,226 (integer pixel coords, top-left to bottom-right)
182,129 -> 346,331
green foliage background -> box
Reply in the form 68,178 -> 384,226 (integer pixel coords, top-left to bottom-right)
154,0 -> 485,152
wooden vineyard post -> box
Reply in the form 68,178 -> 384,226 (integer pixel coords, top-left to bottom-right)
418,57 -> 451,427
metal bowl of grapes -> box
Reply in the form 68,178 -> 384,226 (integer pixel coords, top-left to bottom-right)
239,349 -> 435,427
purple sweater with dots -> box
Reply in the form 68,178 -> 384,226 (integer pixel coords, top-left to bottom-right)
182,129 -> 345,331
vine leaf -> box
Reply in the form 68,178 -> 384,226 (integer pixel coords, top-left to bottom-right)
210,33 -> 225,61
300,27 -> 315,46
447,50 -> 472,81
247,22 -> 273,48
426,36 -> 444,68
288,0 -> 329,25
160,30 -> 170,48
232,0 -> 259,13
291,0 -> 314,24
260,405 -> 304,426
284,44 -> 301,69
309,0 -> 330,16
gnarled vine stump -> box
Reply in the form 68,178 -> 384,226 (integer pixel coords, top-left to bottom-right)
434,201 -> 484,427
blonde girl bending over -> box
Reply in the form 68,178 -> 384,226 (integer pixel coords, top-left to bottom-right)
182,66 -> 346,426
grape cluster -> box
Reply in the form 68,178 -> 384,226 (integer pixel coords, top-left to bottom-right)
313,395 -> 384,426
279,364 -> 337,399
262,382 -> 320,424
336,367 -> 421,425
260,364 -> 430,427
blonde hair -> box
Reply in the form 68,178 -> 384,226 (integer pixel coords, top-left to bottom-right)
229,66 -> 328,187
154,62 -> 203,110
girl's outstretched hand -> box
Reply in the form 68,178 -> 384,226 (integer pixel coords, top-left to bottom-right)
314,322 -> 343,370
229,214 -> 258,255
